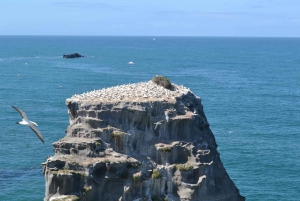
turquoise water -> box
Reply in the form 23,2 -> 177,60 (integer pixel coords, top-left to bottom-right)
0,36 -> 299,201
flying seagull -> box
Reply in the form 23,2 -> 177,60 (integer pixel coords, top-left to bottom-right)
154,120 -> 164,130
12,106 -> 44,143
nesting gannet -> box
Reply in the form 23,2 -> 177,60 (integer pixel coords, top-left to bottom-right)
154,120 -> 164,129
12,106 -> 44,143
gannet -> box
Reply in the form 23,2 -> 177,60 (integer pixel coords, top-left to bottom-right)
12,106 -> 44,143
154,120 -> 164,129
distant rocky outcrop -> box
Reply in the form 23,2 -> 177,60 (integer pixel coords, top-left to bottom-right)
63,53 -> 84,58
42,80 -> 245,201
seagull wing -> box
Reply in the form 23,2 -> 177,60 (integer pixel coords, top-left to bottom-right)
29,124 -> 44,143
12,106 -> 29,121
154,120 -> 164,129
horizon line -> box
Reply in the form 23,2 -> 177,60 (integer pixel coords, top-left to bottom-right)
0,34 -> 300,38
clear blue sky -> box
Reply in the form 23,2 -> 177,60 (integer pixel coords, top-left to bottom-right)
1,0 -> 299,37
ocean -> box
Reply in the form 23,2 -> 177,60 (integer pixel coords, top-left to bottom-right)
0,36 -> 299,201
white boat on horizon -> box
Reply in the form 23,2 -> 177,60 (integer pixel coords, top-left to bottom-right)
128,61 -> 134,65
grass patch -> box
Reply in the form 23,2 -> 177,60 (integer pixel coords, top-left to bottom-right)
152,76 -> 172,89
51,169 -> 87,177
133,172 -> 142,182
175,164 -> 193,171
111,130 -> 126,138
94,141 -> 101,147
81,187 -> 92,198
133,175 -> 141,182
151,169 -> 161,179
161,146 -> 172,152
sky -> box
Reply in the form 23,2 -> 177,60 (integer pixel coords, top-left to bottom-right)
0,0 -> 299,37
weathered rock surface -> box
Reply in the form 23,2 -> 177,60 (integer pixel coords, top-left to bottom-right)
63,53 -> 84,58
43,80 -> 245,201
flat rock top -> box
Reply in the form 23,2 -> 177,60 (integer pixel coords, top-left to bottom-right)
55,136 -> 98,144
69,81 -> 192,103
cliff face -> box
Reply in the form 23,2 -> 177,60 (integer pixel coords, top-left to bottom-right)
43,81 -> 245,201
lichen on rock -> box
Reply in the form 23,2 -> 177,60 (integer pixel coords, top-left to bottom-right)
43,80 -> 245,201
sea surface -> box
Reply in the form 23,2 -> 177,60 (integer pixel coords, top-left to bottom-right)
0,36 -> 299,201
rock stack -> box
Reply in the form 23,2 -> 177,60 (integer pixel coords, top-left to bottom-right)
63,53 -> 84,58
42,80 -> 245,201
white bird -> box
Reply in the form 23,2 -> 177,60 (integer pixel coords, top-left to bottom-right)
165,112 -> 170,122
12,106 -> 44,143
154,120 -> 164,130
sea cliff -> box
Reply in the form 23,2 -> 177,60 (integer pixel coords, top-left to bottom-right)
42,80 -> 245,201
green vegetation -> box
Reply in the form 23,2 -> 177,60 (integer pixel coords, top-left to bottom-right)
81,187 -> 92,198
151,169 -> 161,179
94,141 -> 101,147
175,164 -> 193,171
50,169 -> 87,177
132,171 -> 143,183
94,141 -> 102,153
152,76 -> 172,89
104,159 -> 110,164
161,146 -> 173,152
111,130 -> 126,138
133,173 -> 142,182
52,187 -> 91,201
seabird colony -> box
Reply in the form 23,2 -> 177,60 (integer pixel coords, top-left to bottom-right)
70,81 -> 190,101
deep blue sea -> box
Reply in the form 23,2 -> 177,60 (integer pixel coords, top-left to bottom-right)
0,36 -> 299,201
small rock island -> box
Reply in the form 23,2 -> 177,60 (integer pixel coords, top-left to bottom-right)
42,77 -> 245,201
63,53 -> 84,58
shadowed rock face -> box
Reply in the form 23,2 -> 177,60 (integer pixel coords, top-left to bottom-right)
42,81 -> 245,201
